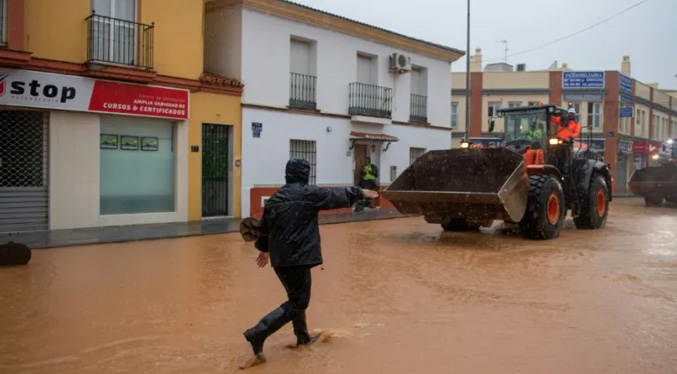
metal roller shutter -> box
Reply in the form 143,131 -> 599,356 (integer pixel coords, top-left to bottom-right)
0,110 -> 49,233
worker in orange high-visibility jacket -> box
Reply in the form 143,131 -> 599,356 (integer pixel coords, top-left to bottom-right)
551,108 -> 582,141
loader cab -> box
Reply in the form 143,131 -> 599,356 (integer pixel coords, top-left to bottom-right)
498,106 -> 551,156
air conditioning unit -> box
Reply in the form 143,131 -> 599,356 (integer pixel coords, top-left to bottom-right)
390,53 -> 411,73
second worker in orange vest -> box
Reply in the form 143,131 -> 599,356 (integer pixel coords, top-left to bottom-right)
551,108 -> 581,140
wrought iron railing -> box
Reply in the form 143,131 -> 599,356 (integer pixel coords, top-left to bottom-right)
289,73 -> 317,110
410,94 -> 427,123
349,82 -> 392,119
86,12 -> 154,69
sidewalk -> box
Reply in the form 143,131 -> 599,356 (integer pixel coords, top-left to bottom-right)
0,208 -> 409,249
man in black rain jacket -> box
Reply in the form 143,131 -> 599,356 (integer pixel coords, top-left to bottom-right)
243,158 -> 378,360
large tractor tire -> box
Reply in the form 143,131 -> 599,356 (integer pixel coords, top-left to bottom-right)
441,218 -> 478,232
520,175 -> 565,240
574,175 -> 610,229
644,195 -> 664,207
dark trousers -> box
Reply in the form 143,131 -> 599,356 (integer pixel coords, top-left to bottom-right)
244,266 -> 313,349
275,266 -> 312,316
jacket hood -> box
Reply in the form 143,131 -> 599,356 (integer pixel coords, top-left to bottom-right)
285,158 -> 311,184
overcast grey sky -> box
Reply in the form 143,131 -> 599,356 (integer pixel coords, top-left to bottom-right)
291,0 -> 677,89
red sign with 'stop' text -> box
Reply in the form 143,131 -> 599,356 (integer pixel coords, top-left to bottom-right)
88,80 -> 189,120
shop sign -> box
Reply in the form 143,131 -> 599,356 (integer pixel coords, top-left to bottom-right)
618,140 -> 633,154
0,67 -> 189,120
619,107 -> 634,118
631,140 -> 660,155
633,141 -> 648,154
469,137 -> 503,148
563,92 -> 605,101
620,94 -> 634,104
563,71 -> 605,89
620,74 -> 633,95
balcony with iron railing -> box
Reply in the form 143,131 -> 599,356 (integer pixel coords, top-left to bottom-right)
410,94 -> 427,123
86,12 -> 154,69
349,82 -> 393,119
289,72 -> 317,110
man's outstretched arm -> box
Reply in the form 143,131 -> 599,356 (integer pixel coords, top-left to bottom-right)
310,186 -> 378,211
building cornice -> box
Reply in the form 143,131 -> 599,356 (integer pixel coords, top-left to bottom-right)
0,57 -> 243,96
206,0 -> 464,62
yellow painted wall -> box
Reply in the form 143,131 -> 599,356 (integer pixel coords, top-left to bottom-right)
140,0 -> 205,79
188,91 -> 242,220
25,0 -> 89,62
24,0 -> 204,79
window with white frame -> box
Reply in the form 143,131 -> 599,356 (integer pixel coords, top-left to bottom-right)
289,139 -> 317,185
587,102 -> 602,128
619,105 -> 630,134
508,101 -> 522,108
356,53 -> 377,85
640,109 -> 646,137
90,0 -> 137,65
488,101 -> 502,117
528,101 -> 540,106
451,102 -> 459,128
289,37 -> 317,108
409,147 -> 426,165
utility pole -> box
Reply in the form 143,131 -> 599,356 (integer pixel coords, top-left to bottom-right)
464,0 -> 470,142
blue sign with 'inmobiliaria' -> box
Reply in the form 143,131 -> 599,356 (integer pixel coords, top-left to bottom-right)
563,71 -> 605,89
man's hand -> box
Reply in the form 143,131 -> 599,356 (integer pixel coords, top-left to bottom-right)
363,189 -> 379,199
256,251 -> 269,268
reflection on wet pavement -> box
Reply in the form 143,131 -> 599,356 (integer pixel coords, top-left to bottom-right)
1,198 -> 676,374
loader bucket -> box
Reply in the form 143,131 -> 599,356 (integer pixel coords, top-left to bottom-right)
382,148 -> 529,223
628,163 -> 677,198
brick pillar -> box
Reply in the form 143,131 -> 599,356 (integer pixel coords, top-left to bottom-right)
604,71 -> 620,194
7,0 -> 25,51
549,71 -> 562,106
469,72 -> 483,138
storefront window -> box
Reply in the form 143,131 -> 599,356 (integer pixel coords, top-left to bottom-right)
100,115 -> 175,215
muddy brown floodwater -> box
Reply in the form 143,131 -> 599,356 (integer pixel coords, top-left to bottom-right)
1,198 -> 677,374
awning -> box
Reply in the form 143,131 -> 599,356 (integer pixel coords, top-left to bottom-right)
349,131 -> 399,142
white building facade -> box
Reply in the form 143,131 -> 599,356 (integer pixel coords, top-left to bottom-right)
205,0 -> 464,218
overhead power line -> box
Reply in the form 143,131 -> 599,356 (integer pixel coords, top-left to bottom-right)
483,0 -> 651,63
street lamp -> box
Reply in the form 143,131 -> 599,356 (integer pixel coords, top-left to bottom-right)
464,0 -> 471,142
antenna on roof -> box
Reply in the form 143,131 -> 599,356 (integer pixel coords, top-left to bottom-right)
497,40 -> 508,64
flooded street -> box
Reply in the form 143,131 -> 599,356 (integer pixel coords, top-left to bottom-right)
1,197 -> 676,374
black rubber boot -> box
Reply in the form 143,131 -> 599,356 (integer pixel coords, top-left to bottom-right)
292,311 -> 315,346
243,307 -> 291,356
